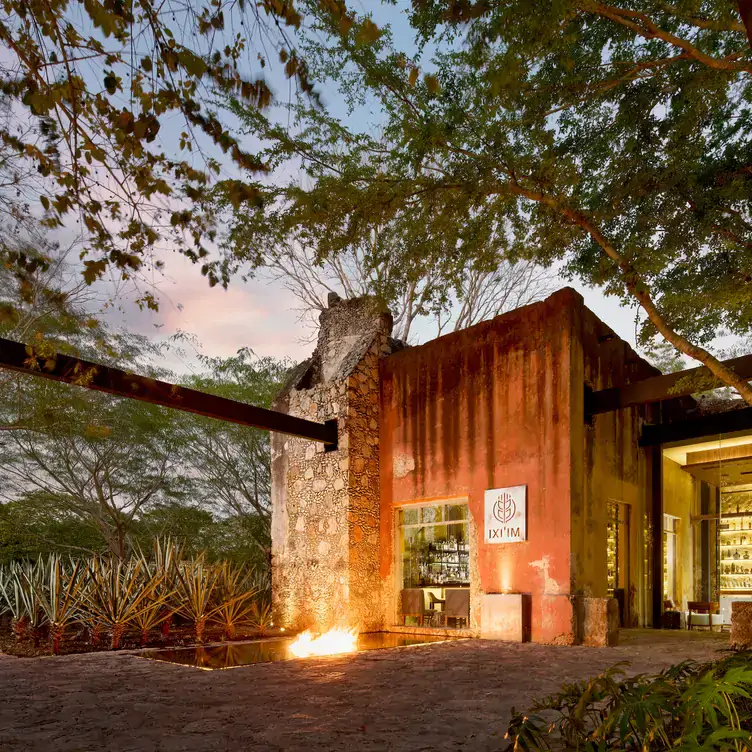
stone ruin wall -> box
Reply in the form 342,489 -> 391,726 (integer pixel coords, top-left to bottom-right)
271,296 -> 396,633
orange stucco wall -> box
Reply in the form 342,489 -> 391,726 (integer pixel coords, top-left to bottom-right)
379,289 -> 580,643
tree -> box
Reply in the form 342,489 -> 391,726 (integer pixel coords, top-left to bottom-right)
225,1 -> 752,401
0,0 -> 381,304
0,382 -> 185,558
253,230 -> 555,342
178,348 -> 291,557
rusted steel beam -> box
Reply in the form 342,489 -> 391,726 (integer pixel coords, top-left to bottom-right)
588,354 -> 752,415
640,407 -> 752,447
0,337 -> 337,446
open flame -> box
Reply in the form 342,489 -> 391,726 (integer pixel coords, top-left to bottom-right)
288,627 -> 358,658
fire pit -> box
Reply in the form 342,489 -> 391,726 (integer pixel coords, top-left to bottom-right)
139,632 -> 459,670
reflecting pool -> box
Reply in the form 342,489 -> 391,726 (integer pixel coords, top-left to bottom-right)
140,632 -> 456,670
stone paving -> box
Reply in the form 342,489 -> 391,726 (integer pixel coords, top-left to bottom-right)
0,629 -> 729,751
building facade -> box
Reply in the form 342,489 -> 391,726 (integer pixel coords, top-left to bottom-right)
271,288 -> 746,644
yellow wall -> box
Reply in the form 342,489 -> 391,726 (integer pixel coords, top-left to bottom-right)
662,457 -> 697,610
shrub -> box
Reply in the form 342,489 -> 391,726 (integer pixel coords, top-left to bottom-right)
504,653 -> 752,751
0,539 -> 267,653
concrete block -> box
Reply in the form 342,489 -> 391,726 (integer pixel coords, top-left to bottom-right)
731,601 -> 752,649
535,593 -> 575,645
481,593 -> 531,641
573,596 -> 619,647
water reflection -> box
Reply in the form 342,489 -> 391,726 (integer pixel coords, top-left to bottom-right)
141,632 -> 454,670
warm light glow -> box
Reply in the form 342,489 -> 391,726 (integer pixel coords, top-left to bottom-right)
288,627 -> 358,658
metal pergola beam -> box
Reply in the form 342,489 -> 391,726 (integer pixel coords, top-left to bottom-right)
0,337 -> 337,446
640,407 -> 752,447
588,354 -> 752,415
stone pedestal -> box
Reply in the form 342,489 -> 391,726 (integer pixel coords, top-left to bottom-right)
731,601 -> 752,649
481,593 -> 531,641
271,296 -> 398,634
573,596 -> 619,647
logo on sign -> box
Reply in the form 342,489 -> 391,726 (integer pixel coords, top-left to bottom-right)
492,493 -> 516,524
484,485 -> 527,544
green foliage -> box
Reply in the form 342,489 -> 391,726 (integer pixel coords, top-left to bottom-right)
0,0 -> 353,300
225,0 -> 752,394
0,540 -> 267,651
504,654 -> 752,751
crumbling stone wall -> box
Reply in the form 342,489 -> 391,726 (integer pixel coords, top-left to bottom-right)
271,295 -> 398,632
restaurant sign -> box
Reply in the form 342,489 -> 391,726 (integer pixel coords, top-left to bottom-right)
484,485 -> 527,544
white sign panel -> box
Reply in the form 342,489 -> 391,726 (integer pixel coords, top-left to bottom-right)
484,485 -> 527,544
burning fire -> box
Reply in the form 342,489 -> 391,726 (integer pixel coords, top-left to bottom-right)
288,627 -> 358,658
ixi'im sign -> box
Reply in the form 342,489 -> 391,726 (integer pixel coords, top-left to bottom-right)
484,486 -> 527,543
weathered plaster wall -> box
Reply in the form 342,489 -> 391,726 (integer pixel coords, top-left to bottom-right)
663,457 -> 696,611
271,296 -> 395,633
379,289 -> 578,643
574,306 -> 659,627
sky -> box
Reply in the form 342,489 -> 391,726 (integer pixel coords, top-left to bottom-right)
105,252 -> 641,372
80,1 -> 646,372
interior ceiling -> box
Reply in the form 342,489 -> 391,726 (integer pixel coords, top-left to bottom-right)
663,435 -> 752,466
664,437 -> 752,489
680,457 -> 752,489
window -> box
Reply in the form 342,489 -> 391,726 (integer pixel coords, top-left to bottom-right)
397,501 -> 470,629
664,514 -> 679,608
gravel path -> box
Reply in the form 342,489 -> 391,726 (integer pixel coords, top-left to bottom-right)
0,629 -> 729,751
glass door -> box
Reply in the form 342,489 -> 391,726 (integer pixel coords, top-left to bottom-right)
607,501 -> 631,626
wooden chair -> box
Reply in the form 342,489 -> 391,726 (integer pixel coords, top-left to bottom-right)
687,601 -> 720,631
444,588 -> 470,629
426,591 -> 447,627
401,588 -> 426,626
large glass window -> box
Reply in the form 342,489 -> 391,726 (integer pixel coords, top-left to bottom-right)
397,502 -> 470,629
664,514 -> 679,608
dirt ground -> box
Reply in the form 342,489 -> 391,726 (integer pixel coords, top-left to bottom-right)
0,629 -> 729,751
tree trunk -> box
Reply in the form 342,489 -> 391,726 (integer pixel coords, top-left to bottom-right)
12,616 -> 27,641
51,625 -> 63,655
740,0 -> 752,51
111,624 -> 124,650
509,182 -> 752,405
195,616 -> 207,643
160,611 -> 172,640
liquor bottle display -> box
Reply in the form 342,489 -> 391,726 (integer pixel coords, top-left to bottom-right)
719,493 -> 752,594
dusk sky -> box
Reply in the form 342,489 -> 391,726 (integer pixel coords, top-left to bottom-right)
90,2 -> 647,373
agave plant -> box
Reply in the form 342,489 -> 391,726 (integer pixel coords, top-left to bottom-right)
137,537 -> 182,641
174,557 -> 227,643
34,556 -> 84,655
82,557 -> 167,649
0,564 -> 29,640
212,563 -> 258,640
14,559 -> 48,645
250,601 -> 274,637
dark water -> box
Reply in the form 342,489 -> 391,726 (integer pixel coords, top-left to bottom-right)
140,632 -> 455,670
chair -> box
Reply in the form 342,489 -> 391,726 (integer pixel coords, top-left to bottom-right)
444,588 -> 470,629
401,588 -> 426,626
687,601 -> 720,631
426,591 -> 447,627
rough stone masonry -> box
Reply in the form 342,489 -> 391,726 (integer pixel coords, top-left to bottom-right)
270,294 -> 400,633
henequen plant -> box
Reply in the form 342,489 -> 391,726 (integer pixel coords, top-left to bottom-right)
504,654 -> 752,751
82,558 -> 167,650
213,562 -> 259,640
174,557 -> 224,643
0,544 -> 266,652
35,556 -> 84,655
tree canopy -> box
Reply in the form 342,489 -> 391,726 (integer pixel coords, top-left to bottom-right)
0,0 -> 375,305
223,0 -> 752,398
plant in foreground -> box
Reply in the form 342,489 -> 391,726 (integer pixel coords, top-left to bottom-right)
504,653 -> 752,751
212,563 -> 258,640
35,556 -> 84,655
82,558 -> 167,649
